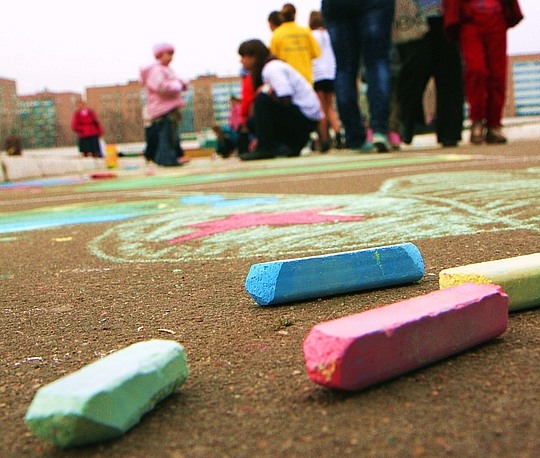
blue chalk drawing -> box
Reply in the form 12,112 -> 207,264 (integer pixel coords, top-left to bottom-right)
1,170 -> 538,263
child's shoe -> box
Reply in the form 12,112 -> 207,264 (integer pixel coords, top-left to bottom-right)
486,127 -> 507,144
350,141 -> 375,153
372,132 -> 390,153
366,128 -> 374,143
334,131 -> 346,149
470,122 -> 485,145
388,131 -> 401,150
319,140 -> 331,153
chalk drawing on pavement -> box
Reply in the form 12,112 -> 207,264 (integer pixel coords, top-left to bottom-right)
1,170 -> 538,262
77,154 -> 471,193
87,170 -> 539,263
0,236 -> 18,242
0,200 -> 171,233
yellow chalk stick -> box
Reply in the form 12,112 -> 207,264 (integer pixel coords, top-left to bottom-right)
439,253 -> 540,311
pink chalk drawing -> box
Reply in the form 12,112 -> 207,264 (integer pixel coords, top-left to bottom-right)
168,207 -> 366,244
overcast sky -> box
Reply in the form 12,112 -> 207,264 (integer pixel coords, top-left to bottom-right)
1,0 -> 538,95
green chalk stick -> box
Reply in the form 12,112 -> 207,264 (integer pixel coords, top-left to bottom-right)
439,252 -> 540,311
25,340 -> 189,448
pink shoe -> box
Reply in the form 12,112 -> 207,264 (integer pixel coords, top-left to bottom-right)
366,128 -> 373,143
388,131 -> 401,150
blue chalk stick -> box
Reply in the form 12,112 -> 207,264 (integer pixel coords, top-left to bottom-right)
245,242 -> 424,306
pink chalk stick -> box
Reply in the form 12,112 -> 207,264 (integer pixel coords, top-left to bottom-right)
303,283 -> 508,391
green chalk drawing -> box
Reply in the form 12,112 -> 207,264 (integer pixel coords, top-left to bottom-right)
79,154 -> 470,192
88,170 -> 540,263
1,168 -> 538,262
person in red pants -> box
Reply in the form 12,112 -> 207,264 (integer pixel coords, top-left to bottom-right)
444,0 -> 524,145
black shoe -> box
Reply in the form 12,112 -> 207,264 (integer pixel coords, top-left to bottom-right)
239,150 -> 276,161
334,132 -> 346,149
441,140 -> 458,148
401,125 -> 413,145
319,140 -> 331,153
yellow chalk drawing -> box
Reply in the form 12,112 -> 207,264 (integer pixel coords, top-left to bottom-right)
52,237 -> 73,242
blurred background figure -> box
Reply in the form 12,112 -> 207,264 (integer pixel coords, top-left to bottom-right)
140,43 -> 189,166
268,10 -> 284,31
270,3 -> 321,84
309,10 -> 344,152
237,39 -> 322,160
444,0 -> 524,144
71,99 -> 104,158
394,0 -> 464,147
321,0 -> 395,152
4,134 -> 22,156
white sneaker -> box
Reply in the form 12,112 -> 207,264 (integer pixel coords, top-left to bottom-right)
372,132 -> 390,153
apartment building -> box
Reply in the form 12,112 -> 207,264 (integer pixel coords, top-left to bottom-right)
186,74 -> 241,132
0,77 -> 19,139
507,53 -> 540,117
1,53 -> 538,150
17,91 -> 80,148
86,80 -> 145,144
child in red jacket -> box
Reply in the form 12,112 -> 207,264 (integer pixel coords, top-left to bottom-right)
444,0 -> 524,144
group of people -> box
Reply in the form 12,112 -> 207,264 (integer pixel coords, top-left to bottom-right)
395,0 -> 523,147
236,3 -> 340,160
232,0 -> 524,161
73,0 -> 524,164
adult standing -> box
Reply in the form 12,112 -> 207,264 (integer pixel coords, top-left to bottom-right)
71,99 -> 103,158
237,39 -> 323,161
270,3 -> 321,84
267,10 -> 284,32
309,10 -> 344,152
443,0 -> 524,144
140,43 -> 189,166
321,0 -> 394,152
394,0 -> 465,147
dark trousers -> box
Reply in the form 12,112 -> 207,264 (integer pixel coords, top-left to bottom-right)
322,0 -> 394,147
252,94 -> 317,156
396,16 -> 464,144
144,111 -> 184,166
78,135 -> 102,158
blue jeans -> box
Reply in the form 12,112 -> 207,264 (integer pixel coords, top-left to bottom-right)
322,0 -> 394,147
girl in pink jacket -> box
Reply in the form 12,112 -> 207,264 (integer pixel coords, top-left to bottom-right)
140,43 -> 189,166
